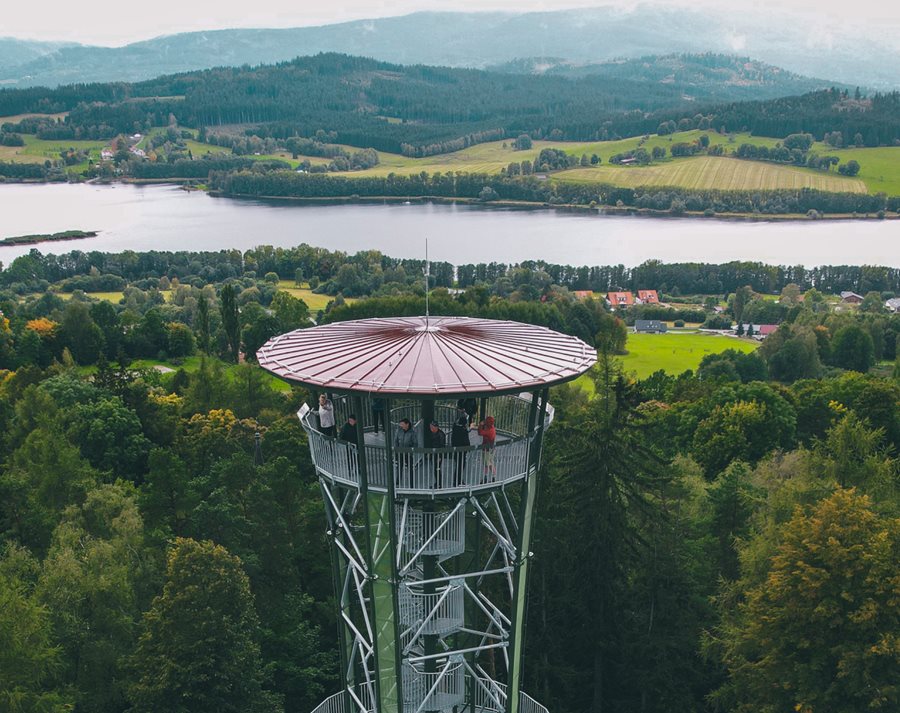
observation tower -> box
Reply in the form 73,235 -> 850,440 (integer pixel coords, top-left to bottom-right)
258,316 -> 596,713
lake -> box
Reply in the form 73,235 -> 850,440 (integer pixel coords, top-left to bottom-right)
1,183 -> 898,268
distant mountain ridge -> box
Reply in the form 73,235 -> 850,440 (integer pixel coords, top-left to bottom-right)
0,38 -> 77,84
487,54 -> 849,102
0,7 -> 897,89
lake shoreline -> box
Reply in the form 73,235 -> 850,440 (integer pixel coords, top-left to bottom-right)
3,177 -> 895,222
209,190 -> 899,222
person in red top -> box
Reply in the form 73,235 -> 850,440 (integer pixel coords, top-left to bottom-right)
477,416 -> 496,480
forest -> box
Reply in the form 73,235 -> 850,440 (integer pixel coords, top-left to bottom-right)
2,243 -> 899,713
1,53 -> 898,155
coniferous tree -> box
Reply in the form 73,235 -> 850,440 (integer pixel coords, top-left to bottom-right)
195,293 -> 211,353
220,284 -> 240,362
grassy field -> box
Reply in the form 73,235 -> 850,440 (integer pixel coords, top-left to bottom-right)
0,134 -> 107,166
276,282 -> 354,311
3,123 -> 896,196
576,331 -> 759,390
554,155 -> 867,193
182,139 -> 331,168
0,112 -> 68,125
114,355 -> 291,392
325,130 -> 894,195
53,291 -> 127,303
33,284 -> 347,311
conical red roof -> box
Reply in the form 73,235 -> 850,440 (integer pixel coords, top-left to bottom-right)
257,316 -> 596,395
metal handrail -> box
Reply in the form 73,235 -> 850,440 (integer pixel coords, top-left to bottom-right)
402,659 -> 465,713
302,409 -> 537,495
325,393 -> 544,441
308,684 -> 377,713
399,581 -> 464,637
397,505 -> 466,568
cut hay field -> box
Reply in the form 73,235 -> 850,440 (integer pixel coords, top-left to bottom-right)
576,332 -> 759,391
553,156 -> 867,193
332,130 -> 890,195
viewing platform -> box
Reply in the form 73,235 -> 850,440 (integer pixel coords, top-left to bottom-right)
299,392 -> 553,497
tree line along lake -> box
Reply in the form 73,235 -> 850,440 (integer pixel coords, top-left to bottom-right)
0,183 -> 898,268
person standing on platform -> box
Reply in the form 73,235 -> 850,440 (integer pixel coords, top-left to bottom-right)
339,414 -> 358,443
477,416 -> 496,481
425,420 -> 447,488
318,394 -> 336,438
393,418 -> 417,487
451,406 -> 471,486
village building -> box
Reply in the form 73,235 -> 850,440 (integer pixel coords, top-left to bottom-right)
738,323 -> 778,339
607,291 -> 634,307
840,291 -> 864,304
635,319 -> 668,333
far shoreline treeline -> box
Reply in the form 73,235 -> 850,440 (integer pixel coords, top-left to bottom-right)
208,170 -> 900,218
2,242 -> 899,297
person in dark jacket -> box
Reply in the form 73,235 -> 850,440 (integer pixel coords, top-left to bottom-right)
393,418 -> 417,486
450,407 -> 471,486
425,420 -> 446,488
339,414 -> 358,443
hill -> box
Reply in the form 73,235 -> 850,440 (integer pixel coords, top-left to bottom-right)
487,54 -> 850,102
0,37 -> 77,80
0,7 -> 897,89
1,54 -> 897,159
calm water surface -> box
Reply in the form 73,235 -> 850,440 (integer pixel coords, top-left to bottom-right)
1,183 -> 897,267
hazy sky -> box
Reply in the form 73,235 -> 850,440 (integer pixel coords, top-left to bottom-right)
4,0 -> 898,45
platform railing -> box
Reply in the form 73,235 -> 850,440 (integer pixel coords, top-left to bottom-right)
303,412 -> 536,495
326,393 -> 539,441
518,691 -> 550,713
399,581 -> 465,637
397,506 -> 466,566
307,681 -> 548,713
403,658 -> 465,713
308,683 -> 376,713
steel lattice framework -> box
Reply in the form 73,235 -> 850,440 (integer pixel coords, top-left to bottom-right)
258,317 -> 596,713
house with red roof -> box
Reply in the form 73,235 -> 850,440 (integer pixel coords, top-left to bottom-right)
607,291 -> 634,308
637,290 -> 660,304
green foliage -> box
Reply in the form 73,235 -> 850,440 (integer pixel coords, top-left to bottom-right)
0,544 -> 71,713
220,284 -> 240,362
37,482 -> 154,713
711,489 -> 900,713
66,398 -> 151,481
831,323 -> 875,372
59,301 -> 104,365
126,538 -> 282,713
0,426 -> 100,552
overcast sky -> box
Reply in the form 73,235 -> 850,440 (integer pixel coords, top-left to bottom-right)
4,0 -> 898,46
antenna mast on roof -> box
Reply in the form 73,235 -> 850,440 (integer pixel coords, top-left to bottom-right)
424,236 -> 430,326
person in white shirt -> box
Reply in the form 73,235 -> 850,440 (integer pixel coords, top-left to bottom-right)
318,394 -> 336,437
